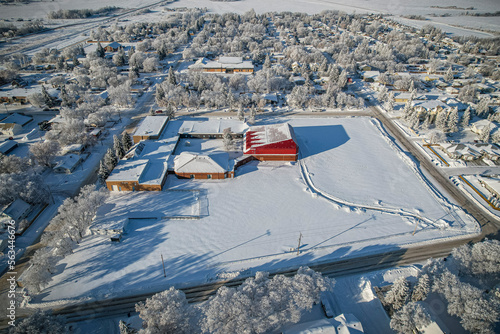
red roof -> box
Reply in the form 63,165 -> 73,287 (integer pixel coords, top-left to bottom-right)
244,123 -> 298,155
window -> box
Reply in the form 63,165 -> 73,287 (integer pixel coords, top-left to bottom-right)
207,174 -> 212,179
190,174 -> 194,179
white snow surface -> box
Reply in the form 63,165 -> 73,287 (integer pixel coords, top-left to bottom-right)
34,117 -> 479,303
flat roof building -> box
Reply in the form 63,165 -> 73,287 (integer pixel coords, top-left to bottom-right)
188,57 -> 254,74
133,116 -> 169,144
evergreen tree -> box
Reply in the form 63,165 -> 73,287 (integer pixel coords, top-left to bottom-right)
435,110 -> 448,132
421,113 -> 431,130
98,160 -> 110,184
476,97 -> 490,118
56,56 -> 64,71
411,274 -> 430,302
263,54 -> 271,69
96,41 -> 105,58
60,86 -> 71,107
461,106 -> 471,128
222,128 -> 234,151
446,107 -> 459,133
104,148 -> 118,171
479,125 -> 491,143
390,302 -> 431,334
41,85 -> 56,108
9,310 -> 65,334
168,67 -> 177,85
445,66 -> 454,82
128,46 -> 135,59
113,135 -> 125,159
121,133 -> 133,152
385,277 -> 410,311
72,55 -> 80,67
337,70 -> 347,89
237,105 -> 245,121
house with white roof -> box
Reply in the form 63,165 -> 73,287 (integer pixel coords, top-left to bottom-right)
439,143 -> 481,161
283,314 -> 364,334
0,140 -> 18,154
188,56 -> 254,74
53,154 -> 85,173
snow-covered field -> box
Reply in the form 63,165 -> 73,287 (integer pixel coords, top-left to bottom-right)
0,0 -> 498,36
32,116 -> 479,303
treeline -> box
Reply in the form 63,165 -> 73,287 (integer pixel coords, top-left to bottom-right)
127,268 -> 331,334
385,239 -> 500,334
0,20 -> 44,38
461,11 -> 500,17
47,6 -> 120,20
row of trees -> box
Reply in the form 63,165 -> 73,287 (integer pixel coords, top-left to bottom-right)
98,133 -> 133,183
21,185 -> 108,294
386,239 -> 500,334
132,267 -> 331,334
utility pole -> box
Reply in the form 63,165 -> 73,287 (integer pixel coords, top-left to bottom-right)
412,220 -> 419,236
297,232 -> 303,256
161,254 -> 166,277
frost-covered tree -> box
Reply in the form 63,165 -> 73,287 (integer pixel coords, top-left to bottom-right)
476,97 -> 491,118
98,160 -> 110,184
237,105 -> 245,121
435,110 -> 448,132
201,268 -> 331,334
385,277 -> 409,311
461,106 -> 471,128
113,135 -> 125,159
113,48 -> 126,66
479,125 -> 491,143
450,239 -> 500,277
96,41 -> 105,58
143,56 -> 159,73
411,274 -> 430,302
446,107 -> 459,133
222,128 -> 234,151
167,67 -> 177,85
119,320 -> 137,334
136,287 -> 193,334
337,70 -> 347,89
390,302 -> 431,334
121,132 -> 133,152
108,81 -> 132,107
104,148 -> 118,172
445,66 -> 454,82
29,141 -> 60,167
41,85 -> 57,108
248,107 -> 256,124
9,310 -> 65,334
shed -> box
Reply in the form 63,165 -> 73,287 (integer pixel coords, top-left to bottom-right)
1,199 -> 31,222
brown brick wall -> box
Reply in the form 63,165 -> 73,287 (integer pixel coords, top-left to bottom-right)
252,154 -> 298,162
175,172 -> 234,179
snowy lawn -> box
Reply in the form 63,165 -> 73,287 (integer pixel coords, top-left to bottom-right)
35,117 -> 479,303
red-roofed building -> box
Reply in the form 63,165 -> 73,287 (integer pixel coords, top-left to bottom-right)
244,123 -> 299,161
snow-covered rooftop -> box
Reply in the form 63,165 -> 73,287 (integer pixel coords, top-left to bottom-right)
245,123 -> 296,149
189,57 -> 254,70
179,119 -> 248,135
0,140 -> 17,154
134,116 -> 169,137
2,198 -> 30,221
107,159 -> 149,182
0,113 -> 32,126
174,152 -> 233,174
